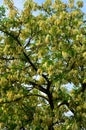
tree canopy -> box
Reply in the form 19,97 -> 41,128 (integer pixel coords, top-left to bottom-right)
0,0 -> 86,129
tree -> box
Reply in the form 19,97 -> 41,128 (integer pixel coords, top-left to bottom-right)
0,0 -> 86,129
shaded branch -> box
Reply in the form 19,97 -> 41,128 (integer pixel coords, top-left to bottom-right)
20,127 -> 25,130
47,91 -> 54,110
29,81 -> 47,94
0,27 -> 37,71
0,93 -> 49,105
0,56 -> 17,60
0,27 -> 51,86
57,101 -> 75,114
81,83 -> 86,92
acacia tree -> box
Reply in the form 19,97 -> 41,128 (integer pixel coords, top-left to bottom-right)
0,0 -> 86,129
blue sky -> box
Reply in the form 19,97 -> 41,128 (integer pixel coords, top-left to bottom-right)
0,0 -> 86,13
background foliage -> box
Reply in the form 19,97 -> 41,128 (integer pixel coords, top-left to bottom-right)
0,0 -> 86,129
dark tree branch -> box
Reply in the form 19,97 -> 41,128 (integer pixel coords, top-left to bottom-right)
20,127 -> 25,130
57,101 -> 75,114
29,81 -> 47,94
0,27 -> 52,95
0,27 -> 50,72
82,83 -> 86,92
0,93 -> 49,105
47,91 -> 54,110
0,27 -> 37,71
0,56 -> 17,60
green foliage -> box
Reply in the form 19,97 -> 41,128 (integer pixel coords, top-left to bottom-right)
0,0 -> 86,129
